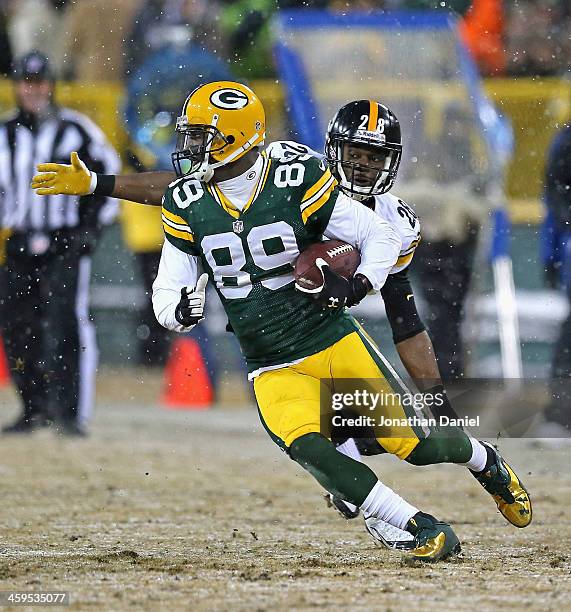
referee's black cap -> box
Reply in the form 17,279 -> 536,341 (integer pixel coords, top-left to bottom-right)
12,51 -> 54,82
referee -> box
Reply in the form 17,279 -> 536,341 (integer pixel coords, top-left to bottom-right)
0,51 -> 120,436
543,122 -> 571,436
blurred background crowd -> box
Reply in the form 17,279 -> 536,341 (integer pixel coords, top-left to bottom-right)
1,0 -> 571,81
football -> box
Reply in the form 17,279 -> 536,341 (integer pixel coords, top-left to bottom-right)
295,240 -> 361,291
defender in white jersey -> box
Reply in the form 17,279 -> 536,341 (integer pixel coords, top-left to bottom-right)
266,140 -> 420,275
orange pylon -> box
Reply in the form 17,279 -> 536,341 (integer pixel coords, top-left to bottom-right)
0,337 -> 9,387
161,337 -> 213,409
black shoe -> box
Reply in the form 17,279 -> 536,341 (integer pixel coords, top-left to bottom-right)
2,414 -> 49,435
54,419 -> 88,438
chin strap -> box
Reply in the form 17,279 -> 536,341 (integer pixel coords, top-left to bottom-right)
209,131 -> 265,170
186,114 -> 219,182
185,118 -> 265,182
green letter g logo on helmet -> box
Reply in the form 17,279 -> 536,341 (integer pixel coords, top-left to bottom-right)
210,88 -> 249,110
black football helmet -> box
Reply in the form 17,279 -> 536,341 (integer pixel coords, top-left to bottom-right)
12,51 -> 54,82
325,100 -> 402,200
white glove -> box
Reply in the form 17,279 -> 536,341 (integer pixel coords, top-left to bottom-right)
174,273 -> 208,327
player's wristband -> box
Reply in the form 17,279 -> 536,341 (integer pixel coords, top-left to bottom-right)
348,274 -> 372,307
93,174 -> 116,197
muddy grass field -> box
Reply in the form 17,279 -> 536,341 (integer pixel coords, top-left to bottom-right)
0,372 -> 570,611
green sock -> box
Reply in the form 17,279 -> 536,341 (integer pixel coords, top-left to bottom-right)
406,425 -> 473,466
289,433 -> 377,507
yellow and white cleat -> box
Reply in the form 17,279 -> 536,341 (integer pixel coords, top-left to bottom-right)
474,442 -> 532,528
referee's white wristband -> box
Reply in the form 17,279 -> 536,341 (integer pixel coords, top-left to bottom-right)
88,171 -> 97,195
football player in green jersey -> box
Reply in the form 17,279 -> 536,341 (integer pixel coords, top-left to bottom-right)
267,103 -> 460,538
32,81 -> 532,561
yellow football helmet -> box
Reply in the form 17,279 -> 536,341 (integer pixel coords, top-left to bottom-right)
172,81 -> 266,181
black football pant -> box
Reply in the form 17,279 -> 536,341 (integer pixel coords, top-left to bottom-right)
136,251 -> 170,366
413,231 -> 478,382
0,237 -> 96,424
545,234 -> 571,428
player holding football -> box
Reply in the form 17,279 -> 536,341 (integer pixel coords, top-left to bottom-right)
32,82 -> 532,562
265,104 -> 453,528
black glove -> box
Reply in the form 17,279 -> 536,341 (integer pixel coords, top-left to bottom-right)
298,258 -> 371,309
174,273 -> 208,327
544,261 -> 561,290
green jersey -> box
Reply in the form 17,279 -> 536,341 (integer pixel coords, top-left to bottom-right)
161,151 -> 357,373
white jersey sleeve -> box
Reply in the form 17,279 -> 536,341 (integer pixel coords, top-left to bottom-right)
324,192 -> 402,291
372,192 -> 421,274
266,142 -> 418,277
152,239 -> 200,332
265,140 -> 324,162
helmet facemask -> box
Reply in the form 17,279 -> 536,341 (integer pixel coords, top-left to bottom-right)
172,113 -> 233,181
328,137 -> 401,201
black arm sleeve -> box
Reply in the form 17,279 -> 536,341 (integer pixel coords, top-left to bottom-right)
380,268 -> 425,344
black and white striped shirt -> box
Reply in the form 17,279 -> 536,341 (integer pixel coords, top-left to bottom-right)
0,106 -> 120,232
